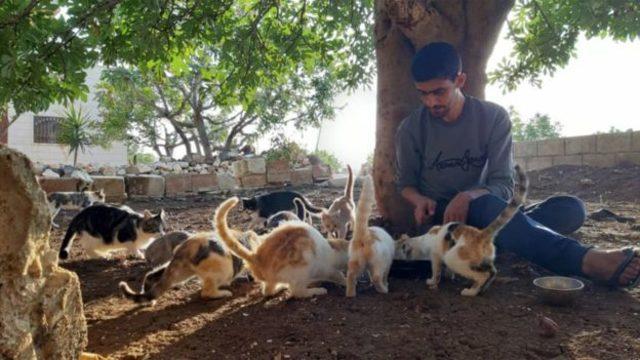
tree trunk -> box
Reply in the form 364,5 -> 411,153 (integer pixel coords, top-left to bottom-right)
374,0 -> 513,234
167,118 -> 193,158
193,112 -> 214,161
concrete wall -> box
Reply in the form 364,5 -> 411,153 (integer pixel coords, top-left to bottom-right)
515,131 -> 640,171
7,67 -> 128,166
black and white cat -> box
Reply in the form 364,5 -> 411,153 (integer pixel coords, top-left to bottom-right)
241,191 -> 322,229
47,189 -> 106,228
58,204 -> 166,260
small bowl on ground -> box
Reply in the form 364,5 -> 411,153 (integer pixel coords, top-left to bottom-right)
533,276 -> 584,306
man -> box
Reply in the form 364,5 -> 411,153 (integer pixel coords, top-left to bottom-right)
395,42 -> 640,287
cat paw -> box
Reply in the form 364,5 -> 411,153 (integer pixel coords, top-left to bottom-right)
345,288 -> 357,298
461,288 -> 479,297
426,278 -> 439,289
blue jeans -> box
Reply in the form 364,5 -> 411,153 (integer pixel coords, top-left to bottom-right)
432,195 -> 589,276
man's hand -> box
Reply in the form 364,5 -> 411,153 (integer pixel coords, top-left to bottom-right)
443,191 -> 472,224
414,196 -> 436,225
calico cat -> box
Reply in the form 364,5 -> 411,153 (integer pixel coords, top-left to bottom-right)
395,165 -> 528,296
242,190 -> 322,229
264,198 -> 311,229
59,204 -> 166,260
47,189 -> 106,228
215,197 -> 350,299
320,165 -> 355,239
119,230 -> 259,304
346,176 -> 395,297
144,231 -> 191,267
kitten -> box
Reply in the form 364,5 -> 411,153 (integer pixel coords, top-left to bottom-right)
346,176 -> 395,297
47,189 -> 106,228
119,230 -> 259,304
241,191 -> 322,229
395,165 -> 528,296
320,165 -> 355,239
59,204 -> 166,260
144,231 -> 192,267
264,198 -> 311,229
214,197 -> 350,299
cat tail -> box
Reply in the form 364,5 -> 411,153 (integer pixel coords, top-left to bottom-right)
344,165 -> 355,201
59,215 -> 81,260
293,198 -> 308,221
352,175 -> 375,248
296,195 -> 324,215
481,164 -> 529,238
214,197 -> 256,264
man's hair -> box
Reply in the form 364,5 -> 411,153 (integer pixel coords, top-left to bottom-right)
411,42 -> 462,82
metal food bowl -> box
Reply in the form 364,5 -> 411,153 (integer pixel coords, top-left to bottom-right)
533,276 -> 584,306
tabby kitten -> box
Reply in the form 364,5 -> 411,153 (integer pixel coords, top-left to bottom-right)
59,204 -> 166,260
144,231 -> 191,267
120,230 -> 258,304
320,165 -> 355,239
395,165 -> 528,296
215,197 -> 350,299
47,189 -> 106,228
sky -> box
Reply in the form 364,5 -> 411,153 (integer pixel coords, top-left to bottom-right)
257,32 -> 640,171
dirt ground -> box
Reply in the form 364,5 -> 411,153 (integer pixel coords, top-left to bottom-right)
50,164 -> 640,359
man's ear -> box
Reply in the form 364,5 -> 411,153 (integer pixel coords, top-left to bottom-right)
455,72 -> 466,89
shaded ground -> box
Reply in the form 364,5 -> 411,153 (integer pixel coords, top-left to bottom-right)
50,166 -> 640,359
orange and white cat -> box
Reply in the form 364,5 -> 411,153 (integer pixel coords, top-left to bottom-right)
214,197 -> 350,299
346,176 -> 395,297
395,165 -> 528,296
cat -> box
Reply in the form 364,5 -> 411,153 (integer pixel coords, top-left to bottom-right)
264,198 -> 311,229
47,189 -> 106,228
58,204 -> 166,260
241,191 -> 323,229
144,231 -> 192,267
346,176 -> 395,297
215,197 -> 350,299
119,230 -> 259,304
394,164 -> 528,296
320,165 -> 355,239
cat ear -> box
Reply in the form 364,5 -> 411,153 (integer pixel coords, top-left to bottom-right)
143,210 -> 152,218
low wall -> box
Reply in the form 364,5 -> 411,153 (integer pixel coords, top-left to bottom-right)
515,131 -> 640,171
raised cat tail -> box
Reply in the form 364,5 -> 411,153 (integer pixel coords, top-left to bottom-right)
214,197 -> 256,264
352,175 -> 375,248
481,164 -> 529,238
344,165 -> 355,201
59,216 -> 81,260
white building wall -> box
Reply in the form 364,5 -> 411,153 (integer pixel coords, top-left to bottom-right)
7,67 -> 128,166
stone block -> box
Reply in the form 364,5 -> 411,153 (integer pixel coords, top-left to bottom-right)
91,176 -> 126,203
514,141 -> 537,157
291,167 -> 313,185
217,172 -> 238,190
267,159 -> 290,173
37,177 -> 84,193
583,153 -> 617,167
232,159 -> 248,177
552,155 -> 583,166
616,152 -> 640,166
164,174 -> 192,196
246,157 -> 266,174
191,173 -> 218,192
564,135 -> 596,155
526,156 -> 553,171
537,139 -> 565,157
596,132 -> 632,153
267,160 -> 291,184
240,174 -> 267,188
632,131 -> 640,152
125,175 -> 165,198
312,164 -> 332,182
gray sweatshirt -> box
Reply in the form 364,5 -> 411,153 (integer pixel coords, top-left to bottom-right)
395,95 -> 514,202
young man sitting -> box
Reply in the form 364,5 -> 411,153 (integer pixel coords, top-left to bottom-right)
395,41 -> 640,288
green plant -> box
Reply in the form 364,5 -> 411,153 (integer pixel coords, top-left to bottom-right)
58,105 -> 100,166
128,152 -> 156,165
312,150 -> 343,172
264,139 -> 307,165
509,107 -> 562,141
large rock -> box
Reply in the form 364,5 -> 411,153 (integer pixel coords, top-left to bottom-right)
91,176 -> 126,203
0,145 -> 87,359
232,157 -> 266,177
191,173 -> 218,192
216,171 -> 239,191
42,168 -> 60,178
240,174 -> 267,189
164,174 -> 192,196
71,169 -> 93,187
38,177 -> 84,193
312,164 -> 332,182
291,167 -> 313,185
125,175 -> 165,198
267,159 -> 291,184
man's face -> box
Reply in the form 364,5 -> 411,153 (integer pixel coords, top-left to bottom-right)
415,74 -> 465,118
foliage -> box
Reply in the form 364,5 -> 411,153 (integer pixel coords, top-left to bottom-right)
598,126 -> 635,134
490,1 -> 640,92
509,106 -> 562,141
311,150 -> 343,172
263,138 -> 308,165
57,105 -> 101,166
128,152 -> 157,165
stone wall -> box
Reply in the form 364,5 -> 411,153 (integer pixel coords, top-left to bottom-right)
515,131 -> 640,171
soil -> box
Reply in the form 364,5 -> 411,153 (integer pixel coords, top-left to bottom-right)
50,166 -> 640,359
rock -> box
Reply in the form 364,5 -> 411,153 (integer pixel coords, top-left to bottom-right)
116,167 -> 127,176
71,169 -> 94,185
99,166 -> 116,176
246,157 -> 266,174
171,163 -> 183,173
312,164 -> 332,182
216,171 -> 238,190
177,161 -> 190,169
63,165 -> 76,176
42,168 -> 61,178
579,178 -> 594,186
0,146 -> 87,358
125,165 -> 140,175
137,164 -> 153,174
328,174 -> 350,188
537,314 -> 559,338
